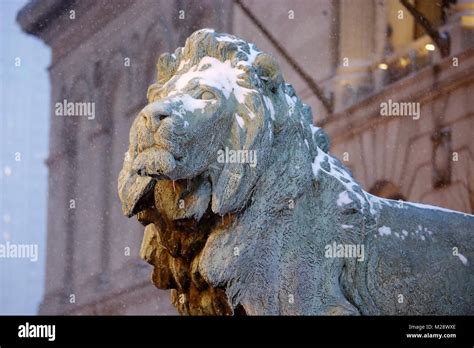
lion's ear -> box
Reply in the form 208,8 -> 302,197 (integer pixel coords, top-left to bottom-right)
146,83 -> 161,103
157,52 -> 177,84
253,53 -> 283,92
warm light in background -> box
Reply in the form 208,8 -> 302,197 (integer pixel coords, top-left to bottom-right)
461,15 -> 474,28
400,57 -> 410,67
378,63 -> 388,70
425,43 -> 436,51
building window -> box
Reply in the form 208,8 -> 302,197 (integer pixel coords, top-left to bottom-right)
380,0 -> 453,87
387,0 -> 449,52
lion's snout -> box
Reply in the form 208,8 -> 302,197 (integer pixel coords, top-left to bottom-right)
132,147 -> 176,179
140,101 -> 172,132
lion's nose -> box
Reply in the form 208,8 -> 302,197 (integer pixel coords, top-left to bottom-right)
148,113 -> 169,125
156,113 -> 169,121
140,104 -> 170,131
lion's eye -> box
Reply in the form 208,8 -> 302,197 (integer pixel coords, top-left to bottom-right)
199,91 -> 215,100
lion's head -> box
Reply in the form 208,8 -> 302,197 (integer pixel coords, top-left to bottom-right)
118,29 -> 331,314
119,28 -> 329,218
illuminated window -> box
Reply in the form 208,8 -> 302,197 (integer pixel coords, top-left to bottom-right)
386,0 -> 450,52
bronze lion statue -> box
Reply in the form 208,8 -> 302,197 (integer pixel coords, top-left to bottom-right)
118,29 -> 474,315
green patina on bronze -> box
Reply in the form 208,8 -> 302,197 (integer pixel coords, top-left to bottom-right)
118,29 -> 474,315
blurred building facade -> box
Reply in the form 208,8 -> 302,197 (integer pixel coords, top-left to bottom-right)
17,0 -> 474,314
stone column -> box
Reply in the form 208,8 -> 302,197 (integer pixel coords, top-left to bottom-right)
333,0 -> 376,112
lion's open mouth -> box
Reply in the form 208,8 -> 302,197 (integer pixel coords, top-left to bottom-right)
118,144 -> 185,217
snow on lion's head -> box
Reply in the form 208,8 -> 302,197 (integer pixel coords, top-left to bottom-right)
118,28 -> 329,218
